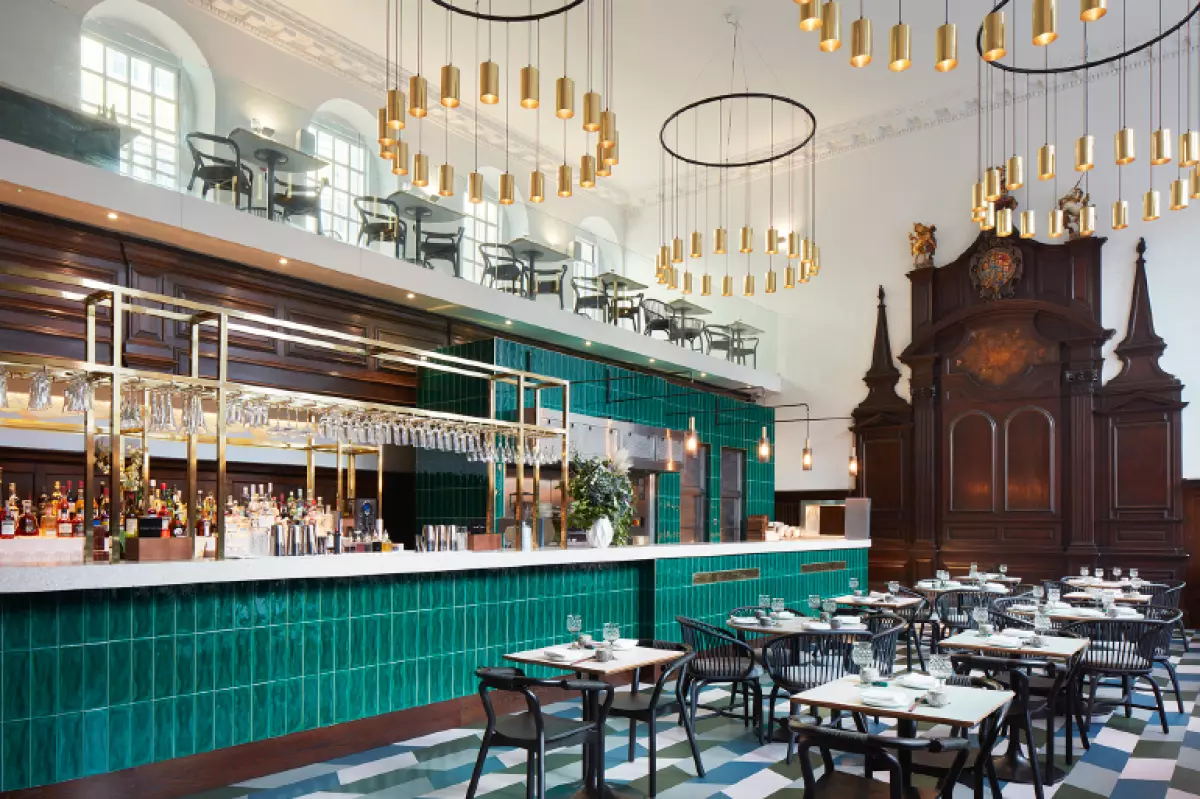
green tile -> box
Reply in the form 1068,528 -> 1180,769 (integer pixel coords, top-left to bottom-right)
174,694 -> 195,758
55,711 -> 82,782
131,591 -> 154,639
108,704 -> 131,773
214,631 -> 234,691
152,698 -> 173,762
176,590 -> 196,636
232,686 -> 252,746
152,589 -> 175,637
250,683 -> 268,741
196,633 -> 216,693
128,701 -> 153,768
3,598 -> 30,652
213,689 -> 233,751
107,590 -> 132,640
29,648 -> 56,718
82,644 -> 108,710
29,716 -> 55,787
153,637 -> 174,699
82,709 -> 108,776
2,719 -> 30,790
57,645 -> 83,714
174,635 -> 196,697
130,639 -> 153,703
28,601 -> 56,650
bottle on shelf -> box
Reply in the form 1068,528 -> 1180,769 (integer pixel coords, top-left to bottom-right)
20,499 -> 39,536
39,488 -> 55,535
57,481 -> 74,537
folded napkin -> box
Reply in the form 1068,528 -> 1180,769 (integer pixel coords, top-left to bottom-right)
1010,603 -> 1039,612
776,611 -> 796,620
985,636 -> 1021,648
803,621 -> 831,631
868,591 -> 886,599
896,673 -> 938,690
1068,608 -> 1105,618
1005,628 -> 1036,639
984,583 -> 1007,592
543,648 -> 576,662
611,639 -> 636,651
839,616 -> 862,626
729,616 -> 757,625
860,688 -> 908,707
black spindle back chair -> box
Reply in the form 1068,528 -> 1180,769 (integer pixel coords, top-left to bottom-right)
571,276 -> 609,320
676,616 -> 764,742
932,589 -> 994,648
353,196 -> 406,258
479,243 -> 527,294
641,299 -> 672,339
185,132 -> 253,208
422,227 -> 465,277
704,324 -> 734,359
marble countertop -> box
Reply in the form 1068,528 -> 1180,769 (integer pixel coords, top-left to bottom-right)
0,537 -> 869,594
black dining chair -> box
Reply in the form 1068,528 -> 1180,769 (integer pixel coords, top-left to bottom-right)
670,318 -> 706,350
791,723 -> 972,799
272,177 -> 326,234
731,336 -> 760,368
610,292 -> 643,332
422,227 -> 464,277
641,299 -> 672,340
931,589 -> 994,649
607,640 -> 705,796
353,196 -> 406,258
185,133 -> 253,208
704,324 -> 734,359
465,666 -> 614,799
676,616 -> 764,743
1143,579 -> 1187,651
571,276 -> 609,320
1063,606 -> 1179,734
479,243 -> 528,295
527,263 -> 569,308
894,587 -> 931,671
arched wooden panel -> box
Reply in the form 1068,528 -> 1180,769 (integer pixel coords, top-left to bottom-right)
1004,406 -> 1055,512
949,411 -> 996,512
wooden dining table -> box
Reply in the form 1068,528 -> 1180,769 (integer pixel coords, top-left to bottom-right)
832,593 -> 924,611
791,675 -> 1013,792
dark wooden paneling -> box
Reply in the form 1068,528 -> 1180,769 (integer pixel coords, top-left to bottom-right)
949,412 -> 995,512
1005,407 -> 1054,511
862,438 -> 903,512
1113,417 -> 1171,510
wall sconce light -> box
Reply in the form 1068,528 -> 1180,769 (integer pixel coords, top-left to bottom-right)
802,439 -> 813,471
684,416 -> 699,456
757,426 -> 772,463
664,430 -> 676,473
849,443 -> 859,477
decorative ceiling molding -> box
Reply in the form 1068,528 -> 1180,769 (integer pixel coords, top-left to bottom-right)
187,0 -> 630,205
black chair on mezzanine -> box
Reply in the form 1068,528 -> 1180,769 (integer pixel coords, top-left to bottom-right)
185,132 -> 254,209
353,196 -> 407,259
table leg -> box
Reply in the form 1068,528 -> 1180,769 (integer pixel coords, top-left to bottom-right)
526,253 -> 538,298
897,718 -> 917,792
265,157 -> 278,220
414,219 -> 424,264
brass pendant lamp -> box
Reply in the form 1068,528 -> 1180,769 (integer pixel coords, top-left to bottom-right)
820,1 -> 842,52
888,2 -> 911,72
798,0 -> 822,32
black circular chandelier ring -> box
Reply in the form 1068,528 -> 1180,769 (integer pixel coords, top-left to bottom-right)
659,92 -> 817,170
427,0 -> 584,23
975,0 -> 1200,76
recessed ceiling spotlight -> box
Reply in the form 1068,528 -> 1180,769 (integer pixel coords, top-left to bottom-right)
649,358 -> 656,363
278,257 -> 288,265
700,372 -> 707,378
504,320 -> 513,325
584,341 -> 592,347
406,292 -> 416,299
106,212 -> 118,220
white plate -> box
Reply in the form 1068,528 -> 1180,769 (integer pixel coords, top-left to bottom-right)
860,689 -> 909,708
982,637 -> 1021,648
611,639 -> 636,651
839,616 -> 863,625
803,621 -> 831,631
836,623 -> 867,631
543,648 -> 575,662
896,673 -> 938,690
729,616 -> 757,625
776,611 -> 796,620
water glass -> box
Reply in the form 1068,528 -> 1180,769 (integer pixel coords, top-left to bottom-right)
0,368 -> 7,409
807,594 -> 821,616
887,581 -> 900,595
758,594 -> 771,611
771,597 -> 785,614
566,614 -> 582,639
1080,566 -> 1090,578
998,564 -> 1008,576
1112,567 -> 1122,580
1033,610 -> 1051,638
821,599 -> 837,619
928,654 -> 953,687
27,369 -> 52,412
969,562 -> 979,577
849,577 -> 860,595
1032,585 -> 1045,601
603,622 -> 620,648
972,606 -> 990,632
1094,567 -> 1105,582
852,642 -> 875,682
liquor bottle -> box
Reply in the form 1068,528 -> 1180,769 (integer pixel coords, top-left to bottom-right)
57,482 -> 74,536
96,488 -> 110,533
51,481 -> 64,512
71,486 -> 85,537
0,487 -> 13,539
6,483 -> 19,523
20,499 -> 39,536
194,492 -> 212,537
39,489 -> 55,535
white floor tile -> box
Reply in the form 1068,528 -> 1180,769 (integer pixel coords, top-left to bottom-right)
720,767 -> 794,799
1092,726 -> 1141,752
337,752 -> 420,785
1120,757 -> 1177,781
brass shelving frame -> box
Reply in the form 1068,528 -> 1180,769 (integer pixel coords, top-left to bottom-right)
0,264 -> 571,561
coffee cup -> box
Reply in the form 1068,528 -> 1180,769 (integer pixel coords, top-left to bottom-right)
926,688 -> 950,707
859,666 -> 880,685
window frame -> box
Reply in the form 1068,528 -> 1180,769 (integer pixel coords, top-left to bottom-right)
461,198 -> 503,282
308,119 -> 368,244
573,238 -> 598,279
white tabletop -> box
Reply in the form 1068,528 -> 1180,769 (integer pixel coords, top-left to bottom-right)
666,299 -> 712,316
504,645 -> 682,676
915,581 -> 1010,595
938,631 -> 1089,660
1008,604 -> 1144,623
726,616 -> 870,635
1064,578 -> 1134,591
228,128 -> 328,174
832,594 -> 922,610
790,675 -> 1013,728
727,321 -> 764,335
386,190 -> 466,224
596,271 -> 648,292
953,574 -> 1020,583
1064,591 -> 1149,604
507,237 -> 571,262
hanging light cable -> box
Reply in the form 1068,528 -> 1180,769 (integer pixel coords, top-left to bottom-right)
441,4 -> 460,107
480,0 -> 499,103
556,9 -> 574,118
703,162 -> 712,295
530,20 -> 545,202
438,87 -> 454,196
391,0 -> 410,174
583,0 -> 600,131
1080,24 -> 1097,234
1152,0 -> 1173,166
468,2 -> 482,202
410,0 -> 428,117
599,0 -> 616,147
1171,1 -> 1188,209
1182,0 -> 1199,168
1021,73 -> 1036,237
1049,66 -> 1064,236
1005,0 -> 1024,193
520,0 -> 539,108
1116,3 -> 1135,165
1039,46 -> 1056,180
500,23 -> 515,204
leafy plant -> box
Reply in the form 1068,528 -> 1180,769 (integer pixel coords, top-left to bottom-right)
567,451 -> 635,546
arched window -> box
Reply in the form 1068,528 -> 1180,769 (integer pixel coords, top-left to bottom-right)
573,239 -> 598,279
308,117 -> 368,243
79,28 -> 179,187
461,176 -> 503,282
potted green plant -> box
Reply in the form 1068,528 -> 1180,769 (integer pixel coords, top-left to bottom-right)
567,450 -> 634,547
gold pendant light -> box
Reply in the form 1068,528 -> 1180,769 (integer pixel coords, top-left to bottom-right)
888,23 -> 911,72
819,1 -> 842,51
520,65 -> 539,109
387,89 -> 406,130
556,164 -> 572,198
739,226 -> 753,253
391,140 -> 409,175
690,231 -> 703,258
701,274 -> 713,296
979,201 -> 996,231
603,132 -> 619,165
1006,155 -> 1024,190
971,180 -> 986,211
812,244 -> 821,275
499,171 -> 515,204
1180,131 -> 1199,167
583,92 -> 601,132
529,170 -> 545,203
800,237 -> 814,265
798,0 -> 822,31
556,77 -> 575,118
784,265 -> 797,288
850,17 -> 872,67
409,74 -> 428,118
1170,179 -> 1188,210
1193,166 -> 1200,199
1143,189 -> 1161,220
480,60 -> 500,104
1033,0 -> 1058,46
671,236 -> 684,263
438,163 -> 454,197
1080,0 -> 1107,22
935,22 -> 958,72
765,227 -> 779,255
440,65 -> 460,108
984,167 -> 1003,201
378,108 -> 395,146
667,267 -> 679,290
1075,134 -> 1095,171
765,269 -> 778,294
580,154 -> 596,188
599,110 -> 617,148
995,206 -> 1013,237
743,273 -> 755,297
1112,199 -> 1129,230
659,244 -> 671,269
757,427 -> 772,463
801,439 -> 813,470
713,227 -> 728,255
412,152 -> 429,187
682,271 -> 693,295
596,145 -> 612,177
468,170 -> 484,204
799,262 -> 812,283
1019,210 -> 1036,238
1151,129 -> 1173,166
787,231 -> 801,259
1079,204 -> 1097,236
1115,128 -> 1136,165
1038,144 -> 1056,180
722,275 -> 734,296
982,11 -> 1007,62
1048,207 -> 1065,238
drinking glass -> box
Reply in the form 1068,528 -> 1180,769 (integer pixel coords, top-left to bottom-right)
807,594 -> 821,616
1046,587 -> 1061,604
928,654 -> 953,687
1130,568 -> 1141,588
1080,566 -> 1090,578
771,597 -> 785,614
27,369 -> 52,412
1032,585 -> 1045,602
852,642 -> 874,682
603,622 -> 620,649
1033,610 -> 1051,638
998,564 -> 1008,577
821,599 -> 837,619
969,562 -> 979,577
887,581 -> 900,596
566,614 -> 582,641
1112,567 -> 1122,580
758,594 -> 771,611
972,606 -> 990,632
0,368 -> 8,409
1094,567 -> 1105,582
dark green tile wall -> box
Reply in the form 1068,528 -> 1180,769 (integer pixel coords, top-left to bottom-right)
0,562 -> 650,790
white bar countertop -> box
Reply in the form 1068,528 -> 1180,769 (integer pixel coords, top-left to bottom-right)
0,537 -> 869,594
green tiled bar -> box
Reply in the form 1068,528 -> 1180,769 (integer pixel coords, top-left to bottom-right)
0,544 -> 866,790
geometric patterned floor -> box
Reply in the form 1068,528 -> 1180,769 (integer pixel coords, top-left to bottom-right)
183,634 -> 1200,799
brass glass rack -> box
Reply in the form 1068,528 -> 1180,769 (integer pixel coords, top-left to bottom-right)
0,264 -> 570,560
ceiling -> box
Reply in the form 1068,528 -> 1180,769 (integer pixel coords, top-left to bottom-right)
271,0 -> 1176,205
